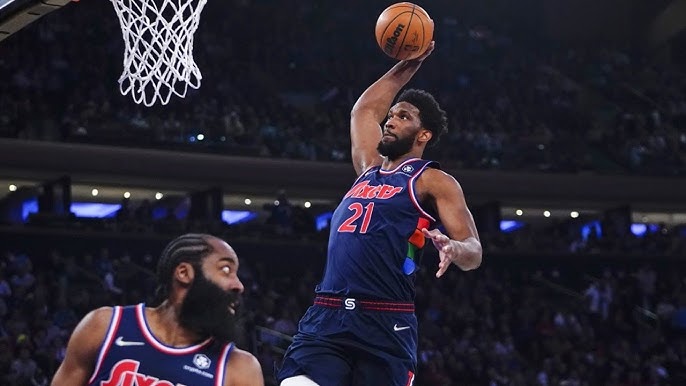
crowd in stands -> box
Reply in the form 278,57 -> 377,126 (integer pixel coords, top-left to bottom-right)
542,45 -> 686,176
481,222 -> 686,259
1,227 -> 686,385
0,0 -> 684,175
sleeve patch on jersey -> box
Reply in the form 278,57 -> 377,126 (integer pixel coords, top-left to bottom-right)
408,217 -> 430,249
403,257 -> 417,275
403,217 -> 432,275
408,229 -> 425,249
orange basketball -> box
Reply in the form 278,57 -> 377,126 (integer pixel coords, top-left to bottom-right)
375,2 -> 434,61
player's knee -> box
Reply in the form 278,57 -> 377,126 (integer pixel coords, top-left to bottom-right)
280,375 -> 321,386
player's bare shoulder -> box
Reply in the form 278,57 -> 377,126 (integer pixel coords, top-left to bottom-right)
88,306 -> 116,319
224,347 -> 264,386
51,307 -> 116,386
415,167 -> 463,199
73,306 -> 116,351
80,306 -> 115,338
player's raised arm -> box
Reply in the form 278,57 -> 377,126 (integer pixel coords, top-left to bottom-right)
350,42 -> 435,176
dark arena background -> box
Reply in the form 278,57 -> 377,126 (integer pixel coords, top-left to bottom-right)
1,0 -> 686,385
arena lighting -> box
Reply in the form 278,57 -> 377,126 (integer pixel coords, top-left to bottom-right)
316,211 -> 334,231
581,220 -> 602,241
71,202 -> 121,218
155,192 -> 163,200
304,201 -> 312,208
244,198 -> 252,205
91,189 -> 99,196
543,210 -> 551,217
8,184 -> 16,191
500,220 -> 525,233
631,223 -> 660,237
149,206 -> 164,220
570,211 -> 579,218
124,191 -> 131,198
515,209 -> 523,216
221,210 -> 257,225
197,133 -> 205,141
22,199 -> 38,221
631,223 -> 647,237
23,200 -> 122,219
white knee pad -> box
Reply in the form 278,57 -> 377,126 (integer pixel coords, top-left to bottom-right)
280,375 -> 321,386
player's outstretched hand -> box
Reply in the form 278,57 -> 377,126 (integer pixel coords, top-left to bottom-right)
408,41 -> 435,64
421,227 -> 454,278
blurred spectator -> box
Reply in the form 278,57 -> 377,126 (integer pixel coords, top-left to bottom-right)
10,347 -> 38,385
0,270 -> 11,299
672,293 -> 686,331
264,190 -> 294,236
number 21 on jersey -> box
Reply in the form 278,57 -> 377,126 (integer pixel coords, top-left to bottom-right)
337,202 -> 375,233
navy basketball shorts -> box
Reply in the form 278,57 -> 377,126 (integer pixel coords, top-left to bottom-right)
277,296 -> 417,386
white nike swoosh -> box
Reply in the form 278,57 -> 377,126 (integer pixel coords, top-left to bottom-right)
115,336 -> 145,346
393,324 -> 410,332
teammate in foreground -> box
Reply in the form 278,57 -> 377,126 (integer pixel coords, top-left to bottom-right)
51,233 -> 264,386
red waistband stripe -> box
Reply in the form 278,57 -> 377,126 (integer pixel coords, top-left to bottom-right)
314,296 -> 415,313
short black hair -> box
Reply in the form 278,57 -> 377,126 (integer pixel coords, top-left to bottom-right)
396,89 -> 448,145
154,233 -> 214,303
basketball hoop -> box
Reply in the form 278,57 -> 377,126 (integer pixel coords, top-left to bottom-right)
110,0 -> 207,106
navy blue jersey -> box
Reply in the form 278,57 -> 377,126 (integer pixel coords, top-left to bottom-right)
88,303 -> 234,386
317,158 -> 439,302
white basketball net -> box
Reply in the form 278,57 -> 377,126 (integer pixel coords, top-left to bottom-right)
110,0 -> 208,106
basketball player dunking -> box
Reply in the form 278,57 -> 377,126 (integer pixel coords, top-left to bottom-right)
51,234 -> 264,386
277,42 -> 482,386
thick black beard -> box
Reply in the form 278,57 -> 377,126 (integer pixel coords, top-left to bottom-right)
377,135 -> 415,161
178,269 -> 240,343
